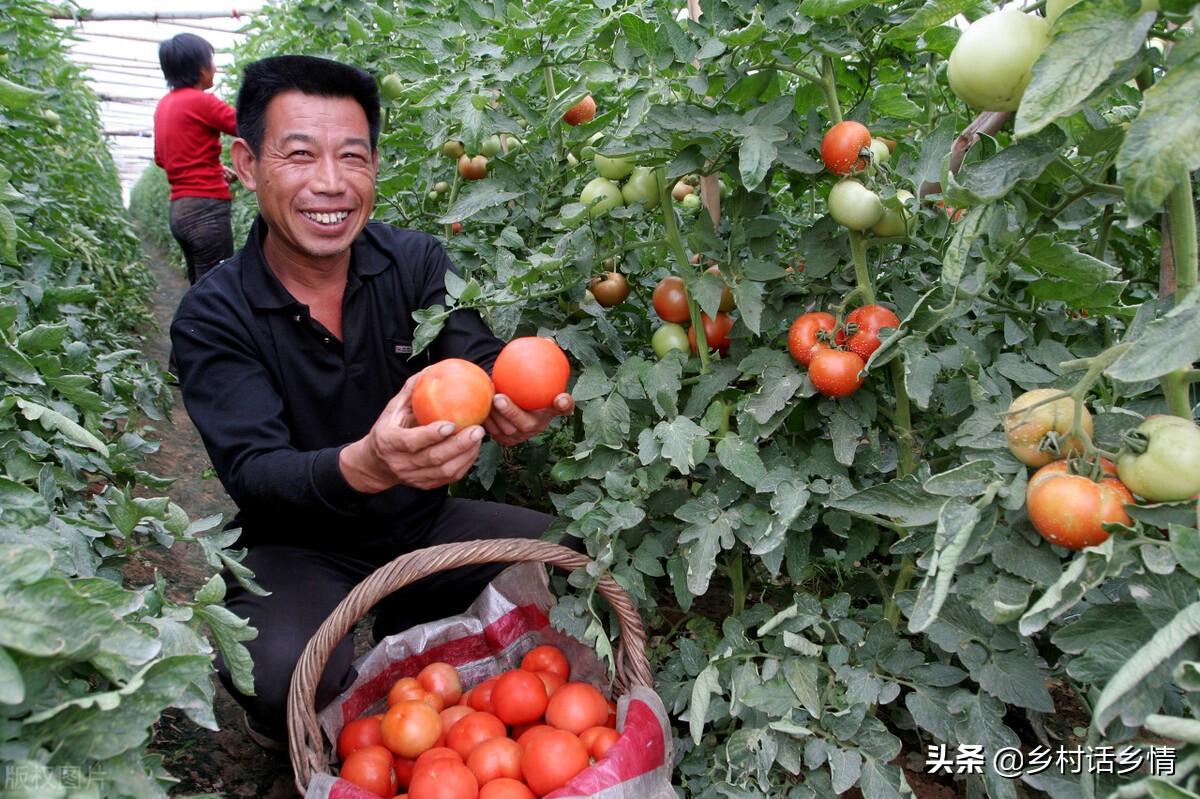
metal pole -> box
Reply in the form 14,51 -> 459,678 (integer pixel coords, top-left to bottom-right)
49,8 -> 258,21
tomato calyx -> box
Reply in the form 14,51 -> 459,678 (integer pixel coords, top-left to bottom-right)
1119,429 -> 1151,456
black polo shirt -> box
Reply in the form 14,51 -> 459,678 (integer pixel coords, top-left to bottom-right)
170,217 -> 502,550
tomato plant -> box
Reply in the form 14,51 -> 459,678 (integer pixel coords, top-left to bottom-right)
579,176 -> 624,218
491,337 -> 570,411
651,324 -> 689,358
457,154 -> 488,180
412,359 -> 495,427
1004,388 -> 1095,467
621,166 -> 660,208
563,95 -> 596,125
594,153 -> 634,180
828,179 -> 883,230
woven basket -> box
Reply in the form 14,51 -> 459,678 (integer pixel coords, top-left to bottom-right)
286,538 -> 654,796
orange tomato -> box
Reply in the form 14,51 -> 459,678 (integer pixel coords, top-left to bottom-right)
520,646 -> 570,681
419,662 -> 464,706
479,778 -> 535,799
411,359 -> 495,428
390,677 -> 427,706
468,678 -> 498,714
490,669 -> 549,726
579,726 -> 620,760
382,700 -> 444,759
466,736 -> 523,784
521,729 -> 589,796
532,670 -> 564,698
444,711 -> 507,759
341,744 -> 398,797
339,715 -> 384,761
544,682 -> 609,735
408,757 -> 479,799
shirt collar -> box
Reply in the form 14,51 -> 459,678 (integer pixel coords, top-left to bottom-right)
240,216 -> 390,310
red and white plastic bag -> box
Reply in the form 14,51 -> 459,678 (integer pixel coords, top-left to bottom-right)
304,562 -> 675,799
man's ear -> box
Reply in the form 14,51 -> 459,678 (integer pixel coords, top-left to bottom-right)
230,138 -> 257,191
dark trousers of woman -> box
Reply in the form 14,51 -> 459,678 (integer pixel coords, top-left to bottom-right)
168,197 -> 234,285
215,498 -> 581,742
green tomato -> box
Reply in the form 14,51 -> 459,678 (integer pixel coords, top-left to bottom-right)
871,189 -> 914,237
948,9 -> 1050,112
441,140 -> 465,158
828,179 -> 884,231
652,324 -> 689,358
426,190 -> 440,201
380,74 -> 405,101
869,139 -> 891,166
1047,0 -> 1157,22
621,167 -> 660,209
433,181 -> 450,194
505,135 -> 523,153
1116,415 -> 1200,502
41,109 -> 60,127
480,134 -> 503,158
579,176 -> 625,218
594,153 -> 634,180
681,193 -> 702,211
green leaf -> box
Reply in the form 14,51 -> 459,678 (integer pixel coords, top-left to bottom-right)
1015,0 -> 1152,137
0,202 -> 17,265
783,658 -> 822,719
436,184 -> 522,223
620,13 -> 662,58
654,415 -> 709,473
1118,43 -> 1200,224
16,399 -> 109,457
885,0 -> 980,40
689,663 -> 720,743
978,650 -> 1054,712
0,645 -> 24,704
739,126 -> 784,190
676,495 -> 737,595
944,128 -> 1065,206
1170,526 -> 1200,579
744,364 -> 805,423
0,76 -> 44,109
716,435 -> 767,490
827,747 -> 863,794
193,574 -> 226,605
1019,545 -> 1115,635
196,605 -> 258,697
0,345 -> 44,384
1144,714 -> 1200,745
829,475 -> 945,527
1106,305 -> 1200,383
1093,600 -> 1200,732
924,461 -> 998,497
0,480 -> 52,526
942,204 -> 1001,292
908,501 -> 979,633
1144,779 -> 1200,799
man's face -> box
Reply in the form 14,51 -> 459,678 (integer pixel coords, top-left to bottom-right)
233,91 -> 377,268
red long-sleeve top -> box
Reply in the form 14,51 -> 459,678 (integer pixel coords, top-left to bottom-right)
153,88 -> 238,201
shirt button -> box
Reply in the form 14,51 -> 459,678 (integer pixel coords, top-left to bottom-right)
293,315 -> 301,322
323,337 -> 331,344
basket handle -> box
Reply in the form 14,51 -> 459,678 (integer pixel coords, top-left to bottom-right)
286,538 -> 653,795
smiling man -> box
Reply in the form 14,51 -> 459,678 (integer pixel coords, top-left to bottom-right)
169,55 -> 576,746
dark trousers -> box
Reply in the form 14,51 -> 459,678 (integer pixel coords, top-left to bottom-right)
168,197 -> 234,285
216,498 -> 574,739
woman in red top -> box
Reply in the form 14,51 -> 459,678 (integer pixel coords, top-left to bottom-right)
154,34 -> 238,284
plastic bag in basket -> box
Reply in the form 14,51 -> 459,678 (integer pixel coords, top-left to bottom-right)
305,562 -> 675,799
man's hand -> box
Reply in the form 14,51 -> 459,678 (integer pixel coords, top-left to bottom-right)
223,165 -> 238,185
484,392 -> 575,447
340,375 -> 485,493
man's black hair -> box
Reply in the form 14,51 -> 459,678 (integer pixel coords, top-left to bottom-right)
236,55 -> 381,156
158,33 -> 215,91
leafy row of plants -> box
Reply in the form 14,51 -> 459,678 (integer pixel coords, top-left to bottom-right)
227,0 -> 1200,796
0,3 -> 258,796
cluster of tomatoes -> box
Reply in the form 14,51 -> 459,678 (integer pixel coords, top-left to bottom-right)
576,152 -> 660,221
411,338 -> 569,429
649,261 -> 737,358
336,645 -> 619,799
787,304 -> 900,398
820,121 -> 911,236
1005,391 -> 1200,550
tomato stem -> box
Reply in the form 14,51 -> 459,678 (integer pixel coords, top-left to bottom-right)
1166,176 -> 1197,302
820,57 -> 842,124
727,551 -> 745,617
884,555 -> 915,629
848,231 -> 873,304
1160,370 -> 1193,419
444,172 -> 462,239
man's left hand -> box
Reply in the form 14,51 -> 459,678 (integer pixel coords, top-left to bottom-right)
485,392 -> 575,447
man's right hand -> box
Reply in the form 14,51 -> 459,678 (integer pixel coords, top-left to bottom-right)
338,375 -> 485,493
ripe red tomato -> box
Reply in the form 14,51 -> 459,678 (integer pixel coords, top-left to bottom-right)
652,276 -> 690,323
339,715 -> 384,761
467,678 -> 497,713
479,777 -> 536,799
412,359 -> 495,428
821,120 -> 872,175
844,305 -> 900,360
394,756 -> 416,789
440,705 -> 474,734
787,312 -> 836,366
516,724 -> 556,749
408,757 -> 479,799
521,729 -> 590,796
491,337 -> 570,411
444,711 -> 506,759
389,677 -> 426,707
457,154 -> 488,180
588,271 -> 630,307
465,736 -> 523,784
563,95 -> 596,125
382,700 -> 444,759
808,349 -> 865,398
491,669 -> 549,726
687,312 -> 734,355
341,744 -> 398,797
414,747 -> 463,769
532,670 -> 564,697
544,682 -> 609,735
520,645 -> 570,680
579,726 -> 621,760
1026,459 -> 1133,550
418,663 -> 463,707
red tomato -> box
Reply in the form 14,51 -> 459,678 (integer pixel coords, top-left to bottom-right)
844,305 -> 900,360
468,678 -> 498,713
520,646 -> 570,681
563,95 -> 596,126
419,663 -> 464,707
808,349 -> 865,398
382,700 -> 444,759
521,729 -> 590,796
457,154 -> 488,180
444,711 -> 507,759
579,726 -> 621,760
787,312 -> 836,366
441,705 -> 474,734
466,736 -> 523,784
491,669 -> 549,726
821,120 -> 872,175
412,359 -> 495,428
479,778 -> 536,799
339,716 -> 384,761
491,337 -> 570,411
544,683 -> 609,735
532,670 -> 564,697
408,757 -> 479,799
390,677 -> 427,707
394,756 -> 416,790
687,312 -> 734,355
1026,459 -> 1133,550
605,700 -> 617,729
414,747 -> 463,769
516,724 -> 556,749
652,276 -> 690,323
341,744 -> 398,797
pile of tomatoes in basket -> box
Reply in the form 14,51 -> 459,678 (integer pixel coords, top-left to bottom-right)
336,645 -> 618,799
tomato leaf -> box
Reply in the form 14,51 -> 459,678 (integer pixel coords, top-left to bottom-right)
1019,545 -> 1120,636
944,128 -> 1064,206
1016,0 -> 1153,138
738,125 -> 785,191
829,475 -> 945,527
436,183 -> 522,223
715,435 -> 767,490
16,399 -> 108,457
688,663 -> 720,743
942,204 -> 1001,292
1170,526 -> 1200,580
1106,305 -> 1200,383
908,500 -> 979,633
